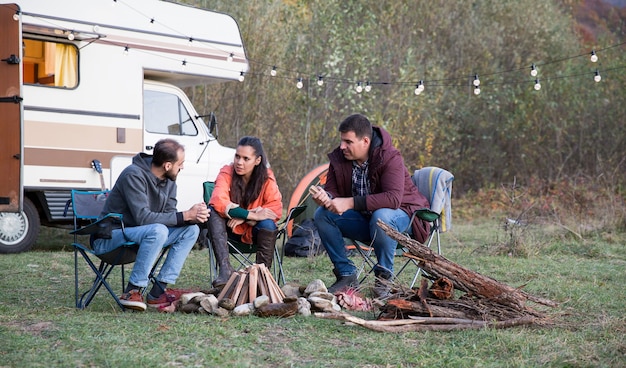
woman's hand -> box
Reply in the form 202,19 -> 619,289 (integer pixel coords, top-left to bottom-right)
248,207 -> 278,221
227,217 -> 245,229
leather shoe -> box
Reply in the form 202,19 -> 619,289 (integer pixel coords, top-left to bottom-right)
328,272 -> 358,294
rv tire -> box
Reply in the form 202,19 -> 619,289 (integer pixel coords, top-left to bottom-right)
0,198 -> 40,254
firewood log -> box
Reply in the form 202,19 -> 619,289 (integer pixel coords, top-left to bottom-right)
377,220 -> 558,309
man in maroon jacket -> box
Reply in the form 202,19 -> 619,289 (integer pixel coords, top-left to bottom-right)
310,114 -> 430,297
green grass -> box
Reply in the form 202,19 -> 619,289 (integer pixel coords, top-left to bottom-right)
1,219 -> 625,367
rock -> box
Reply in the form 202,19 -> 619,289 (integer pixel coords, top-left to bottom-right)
253,295 -> 270,309
179,302 -> 199,314
219,298 -> 236,310
233,303 -> 254,316
281,283 -> 302,298
304,279 -> 327,296
308,291 -> 336,302
307,296 -> 336,312
199,295 -> 219,314
181,292 -> 206,305
212,307 -> 230,317
297,297 -> 311,317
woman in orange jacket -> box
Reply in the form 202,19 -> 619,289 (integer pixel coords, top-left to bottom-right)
208,136 -> 283,287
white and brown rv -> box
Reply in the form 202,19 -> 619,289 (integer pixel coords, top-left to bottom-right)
0,0 -> 248,253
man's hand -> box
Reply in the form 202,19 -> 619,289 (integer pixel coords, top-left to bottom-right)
310,185 -> 353,215
326,197 -> 354,215
184,202 -> 209,223
309,185 -> 332,208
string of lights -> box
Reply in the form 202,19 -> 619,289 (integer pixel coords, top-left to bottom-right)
6,1 -> 625,95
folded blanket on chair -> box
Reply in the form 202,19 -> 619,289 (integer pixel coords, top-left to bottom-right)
412,167 -> 454,232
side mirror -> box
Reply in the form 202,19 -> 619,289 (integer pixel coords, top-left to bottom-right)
208,112 -> 218,139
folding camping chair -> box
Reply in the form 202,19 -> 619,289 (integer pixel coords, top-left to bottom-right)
352,166 -> 454,288
68,189 -> 167,310
203,181 -> 306,285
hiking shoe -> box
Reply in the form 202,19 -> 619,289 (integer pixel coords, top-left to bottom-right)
119,289 -> 146,311
328,272 -> 358,294
147,288 -> 196,308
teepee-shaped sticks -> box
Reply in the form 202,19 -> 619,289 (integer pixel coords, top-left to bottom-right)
217,264 -> 285,305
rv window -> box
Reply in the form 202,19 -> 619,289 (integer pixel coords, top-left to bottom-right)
144,90 -> 198,136
22,38 -> 78,88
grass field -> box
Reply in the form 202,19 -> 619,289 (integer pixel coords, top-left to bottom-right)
0,219 -> 625,367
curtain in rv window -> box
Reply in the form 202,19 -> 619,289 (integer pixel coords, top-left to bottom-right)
22,39 -> 77,88
54,43 -> 77,88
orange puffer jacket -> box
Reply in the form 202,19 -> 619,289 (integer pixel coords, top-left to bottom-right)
209,164 -> 283,244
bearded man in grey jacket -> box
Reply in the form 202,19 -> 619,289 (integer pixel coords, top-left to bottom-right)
93,138 -> 209,311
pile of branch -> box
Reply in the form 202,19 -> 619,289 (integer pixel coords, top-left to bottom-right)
217,264 -> 285,305
315,312 -> 537,333
370,221 -> 558,330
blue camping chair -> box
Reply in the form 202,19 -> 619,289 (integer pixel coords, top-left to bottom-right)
68,190 -> 167,310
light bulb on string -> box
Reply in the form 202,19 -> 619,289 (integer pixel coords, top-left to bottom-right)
474,85 -> 481,95
590,50 -> 598,63
534,79 -> 541,90
188,37 -> 194,47
594,69 -> 601,82
181,60 -> 187,71
317,75 -> 324,86
415,80 -> 425,95
296,78 -> 303,89
365,81 -> 371,92
355,82 -> 363,93
473,74 -> 480,86
112,0 -> 117,6
530,64 -> 538,77
270,66 -> 277,77
238,71 -> 245,82
227,53 -> 233,62
150,18 -> 155,26
123,46 -> 129,56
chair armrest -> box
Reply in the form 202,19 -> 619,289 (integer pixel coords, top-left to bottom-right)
413,208 -> 440,222
70,213 -> 123,237
278,205 -> 307,227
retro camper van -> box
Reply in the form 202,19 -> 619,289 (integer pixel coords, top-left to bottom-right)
0,0 -> 249,253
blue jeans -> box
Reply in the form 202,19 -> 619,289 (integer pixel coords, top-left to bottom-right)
314,207 -> 412,276
225,219 -> 278,243
93,223 -> 199,288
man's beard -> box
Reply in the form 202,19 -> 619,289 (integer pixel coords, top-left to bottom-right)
165,169 -> 179,181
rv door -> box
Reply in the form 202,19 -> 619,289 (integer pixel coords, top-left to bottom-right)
0,3 -> 23,213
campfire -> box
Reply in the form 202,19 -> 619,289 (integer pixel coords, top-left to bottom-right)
317,220 -> 558,332
217,264 -> 285,305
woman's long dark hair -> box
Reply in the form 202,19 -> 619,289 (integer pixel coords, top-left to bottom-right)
230,136 -> 269,208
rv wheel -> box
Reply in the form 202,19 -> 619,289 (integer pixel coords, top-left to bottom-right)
0,198 -> 40,254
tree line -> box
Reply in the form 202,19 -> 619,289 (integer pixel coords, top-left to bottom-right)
181,0 -> 625,202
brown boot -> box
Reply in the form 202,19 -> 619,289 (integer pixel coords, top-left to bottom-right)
208,213 -> 235,287
255,228 -> 278,268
